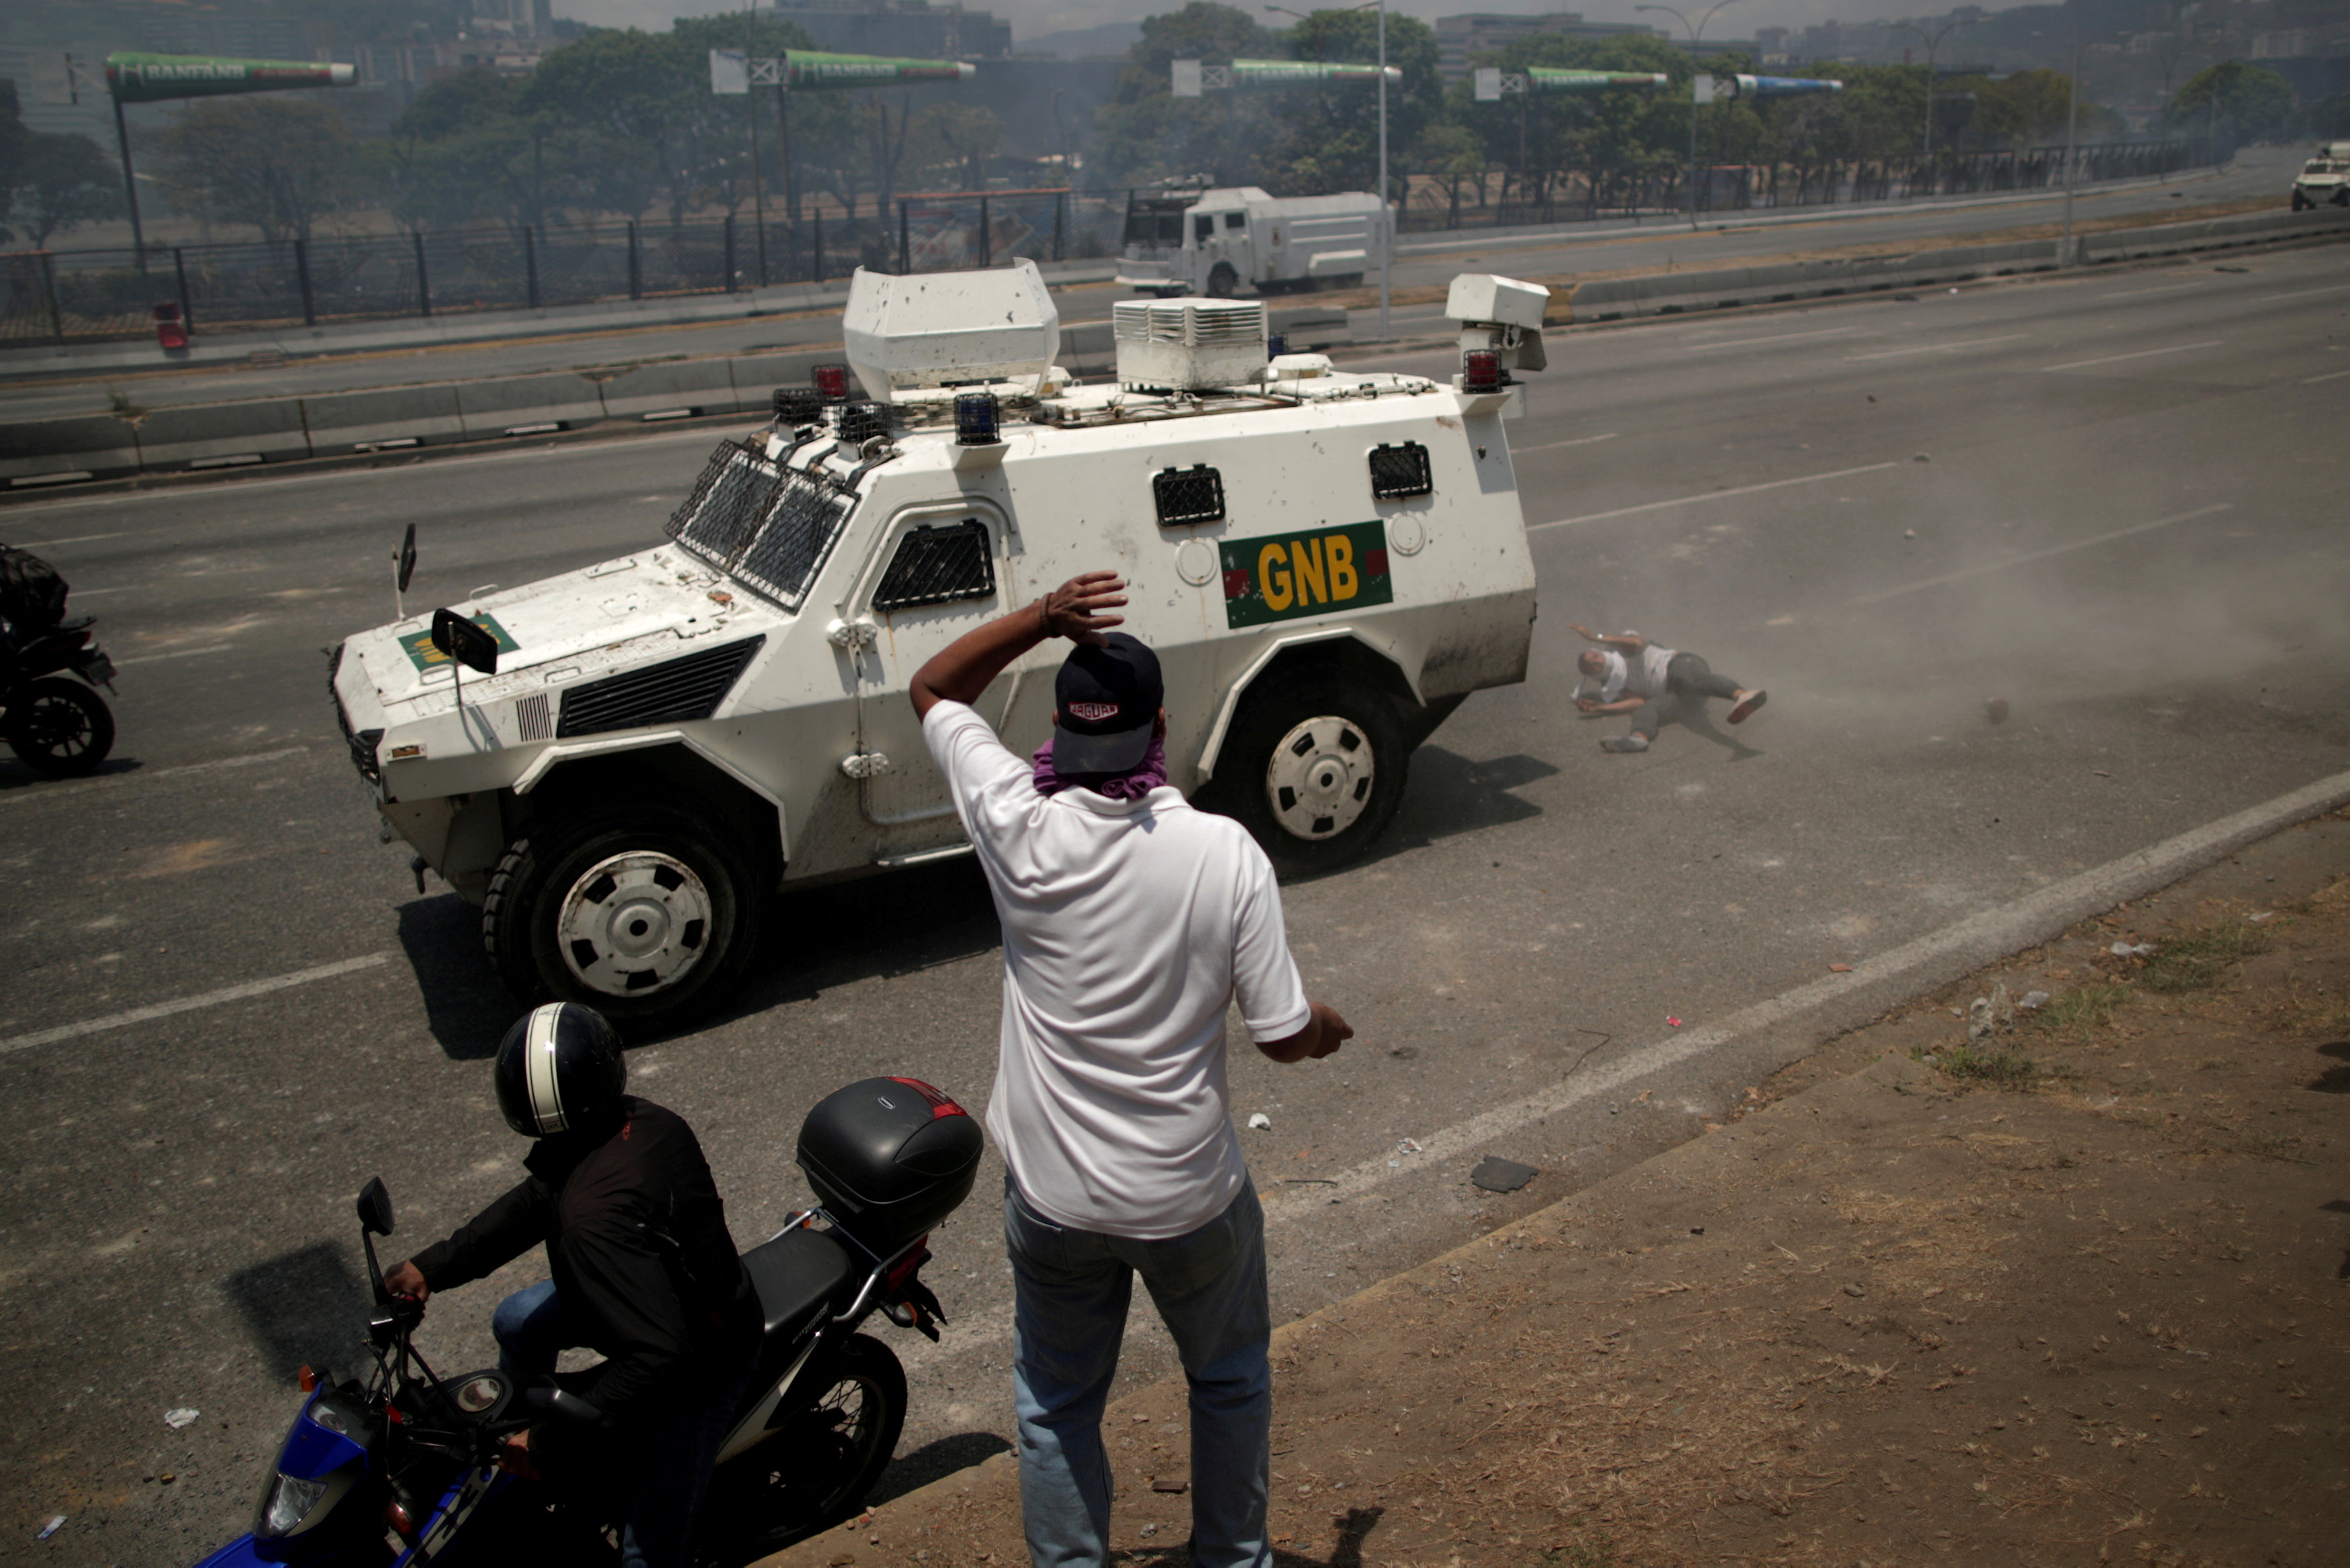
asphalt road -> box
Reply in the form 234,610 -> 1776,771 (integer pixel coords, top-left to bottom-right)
3,228 -> 2347,1565
0,146 -> 2299,424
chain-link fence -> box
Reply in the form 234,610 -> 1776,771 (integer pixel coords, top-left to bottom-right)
0,144 -> 2218,346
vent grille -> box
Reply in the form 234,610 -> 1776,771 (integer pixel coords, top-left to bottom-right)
873,520 -> 996,612
665,440 -> 857,611
555,637 -> 765,738
514,692 -> 553,742
1113,299 -> 1268,345
1368,442 -> 1433,499
1153,465 -> 1225,528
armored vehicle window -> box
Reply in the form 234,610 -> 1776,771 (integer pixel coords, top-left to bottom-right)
1154,465 -> 1226,528
1194,215 -> 1215,242
1223,212 -> 1246,230
873,519 -> 996,612
1368,442 -> 1433,499
665,440 -> 857,611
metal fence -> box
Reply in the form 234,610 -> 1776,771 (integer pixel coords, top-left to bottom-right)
0,142 -> 2218,346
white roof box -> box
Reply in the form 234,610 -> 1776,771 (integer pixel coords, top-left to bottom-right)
1113,299 -> 1268,391
1446,273 -> 1550,331
843,260 -> 1062,403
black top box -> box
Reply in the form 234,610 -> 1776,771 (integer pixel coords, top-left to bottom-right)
795,1077 -> 983,1258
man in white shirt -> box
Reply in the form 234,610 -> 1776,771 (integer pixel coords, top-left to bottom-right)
1570,622 -> 1767,754
911,570 -> 1352,1568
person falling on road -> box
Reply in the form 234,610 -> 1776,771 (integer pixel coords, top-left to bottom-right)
910,570 -> 1353,1568
1570,623 -> 1767,754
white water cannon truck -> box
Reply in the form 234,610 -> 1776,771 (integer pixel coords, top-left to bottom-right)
1116,185 -> 1389,299
330,262 -> 1546,1025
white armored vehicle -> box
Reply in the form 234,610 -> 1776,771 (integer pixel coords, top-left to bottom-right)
2291,142 -> 2350,210
330,262 -> 1544,1024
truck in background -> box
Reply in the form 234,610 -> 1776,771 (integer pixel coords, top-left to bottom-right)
1117,185 -> 1388,298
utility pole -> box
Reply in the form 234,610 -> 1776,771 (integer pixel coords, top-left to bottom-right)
1637,0 -> 1747,229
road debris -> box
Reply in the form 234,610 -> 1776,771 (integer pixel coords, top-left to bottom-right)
1986,697 -> 2009,723
1247,1113 -> 1272,1130
2110,941 -> 2159,958
37,1517 -> 64,1540
164,1408 -> 200,1429
1471,1156 -> 1538,1193
1828,963 -> 1853,973
1665,1016 -> 1682,1028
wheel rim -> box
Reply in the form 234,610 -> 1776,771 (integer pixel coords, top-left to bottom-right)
798,1373 -> 887,1514
555,849 -> 716,997
1261,715 -> 1376,841
18,691 -> 94,759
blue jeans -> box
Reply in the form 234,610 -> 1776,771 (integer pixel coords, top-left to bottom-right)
1004,1178 -> 1272,1568
491,1281 -> 743,1568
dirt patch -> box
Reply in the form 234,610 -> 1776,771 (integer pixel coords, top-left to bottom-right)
766,838 -> 2350,1568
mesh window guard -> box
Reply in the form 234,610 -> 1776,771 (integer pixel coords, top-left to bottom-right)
667,441 -> 780,569
873,520 -> 996,612
1153,465 -> 1225,528
1368,442 -> 1433,499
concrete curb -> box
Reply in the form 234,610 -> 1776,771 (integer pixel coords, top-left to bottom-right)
749,769 -> 2350,1567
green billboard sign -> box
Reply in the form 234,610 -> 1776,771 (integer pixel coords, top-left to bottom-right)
1525,68 -> 1668,94
106,52 -> 356,103
784,51 -> 975,89
1229,58 -> 1401,89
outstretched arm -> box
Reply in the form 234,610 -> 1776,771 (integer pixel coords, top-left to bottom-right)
1566,623 -> 1647,655
1256,1000 -> 1353,1063
910,572 -> 1128,720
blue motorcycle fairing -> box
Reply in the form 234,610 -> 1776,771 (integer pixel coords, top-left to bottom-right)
277,1392 -> 370,1481
393,1464 -> 514,1567
192,1536 -> 271,1568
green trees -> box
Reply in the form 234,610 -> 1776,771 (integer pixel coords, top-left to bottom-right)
153,98 -> 355,242
2161,62 -> 2295,144
0,83 -> 124,248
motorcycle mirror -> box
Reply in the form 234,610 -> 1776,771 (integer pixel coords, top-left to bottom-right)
395,524 -> 418,594
356,1177 -> 395,1237
430,609 -> 500,677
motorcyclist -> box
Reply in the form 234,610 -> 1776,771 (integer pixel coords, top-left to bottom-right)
383,1002 -> 758,1567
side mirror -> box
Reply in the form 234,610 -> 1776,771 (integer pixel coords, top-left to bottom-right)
356,1177 -> 395,1237
395,524 -> 418,594
430,609 -> 500,676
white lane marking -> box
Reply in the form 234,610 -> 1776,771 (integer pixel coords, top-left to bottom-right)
0,954 -> 390,1057
2041,340 -> 2222,373
2304,369 -> 2350,385
115,644 -> 232,667
1848,503 -> 2232,607
1846,332 -> 2027,361
1512,432 -> 1620,454
1528,461 -> 1900,532
16,532 -> 128,548
2096,282 -> 2203,298
58,585 -> 134,597
2261,282 -> 2350,303
0,425 -> 728,516
1685,326 -> 1859,350
0,745 -> 311,808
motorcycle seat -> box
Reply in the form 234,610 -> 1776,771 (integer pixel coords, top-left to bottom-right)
54,616 -> 93,633
740,1227 -> 854,1343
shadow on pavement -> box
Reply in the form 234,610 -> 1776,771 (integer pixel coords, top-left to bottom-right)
868,1432 -> 1015,1510
224,1240 -> 370,1389
397,892 -> 518,1059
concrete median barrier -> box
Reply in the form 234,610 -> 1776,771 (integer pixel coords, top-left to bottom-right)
134,399 -> 312,473
454,373 -> 606,439
2085,204 -> 2350,263
725,352 -> 827,416
1,415 -> 142,487
1270,306 -> 1350,351
301,384 -> 467,456
596,359 -> 740,423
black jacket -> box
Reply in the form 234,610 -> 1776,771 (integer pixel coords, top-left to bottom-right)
411,1097 -> 759,1425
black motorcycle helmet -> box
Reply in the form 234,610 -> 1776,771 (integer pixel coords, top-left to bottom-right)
493,1002 -> 627,1138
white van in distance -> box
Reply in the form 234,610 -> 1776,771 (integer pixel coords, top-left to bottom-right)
1117,187 -> 1388,298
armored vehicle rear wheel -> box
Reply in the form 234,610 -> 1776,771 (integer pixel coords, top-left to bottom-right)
1207,262 -> 1239,298
1217,677 -> 1407,877
483,804 -> 764,1027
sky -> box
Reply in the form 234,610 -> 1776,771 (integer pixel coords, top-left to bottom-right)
549,0 -> 1898,50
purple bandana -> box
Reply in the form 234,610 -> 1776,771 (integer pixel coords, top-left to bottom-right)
1031,734 -> 1168,801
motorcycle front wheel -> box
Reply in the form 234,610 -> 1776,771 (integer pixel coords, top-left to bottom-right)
5,676 -> 113,777
702,1334 -> 906,1560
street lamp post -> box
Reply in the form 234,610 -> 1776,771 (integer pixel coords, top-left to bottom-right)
1636,0 -> 1746,228
1895,17 -> 1973,163
2061,0 -> 2083,263
1265,0 -> 1391,340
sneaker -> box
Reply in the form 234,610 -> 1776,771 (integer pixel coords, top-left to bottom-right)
1600,734 -> 1650,753
1727,689 -> 1769,725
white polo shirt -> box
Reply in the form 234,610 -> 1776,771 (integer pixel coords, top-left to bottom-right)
1581,636 -> 1675,705
924,700 -> 1313,1240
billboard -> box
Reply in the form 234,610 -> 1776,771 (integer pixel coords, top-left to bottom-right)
1715,74 -> 1844,99
1525,68 -> 1668,94
106,52 -> 355,103
785,50 -> 974,88
1229,59 -> 1402,88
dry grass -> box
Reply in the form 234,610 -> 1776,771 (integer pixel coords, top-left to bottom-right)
2138,922 -> 2271,993
2030,982 -> 2132,1040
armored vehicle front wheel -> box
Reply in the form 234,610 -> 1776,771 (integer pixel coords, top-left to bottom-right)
483,805 -> 764,1026
1219,677 -> 1407,877
1207,262 -> 1239,298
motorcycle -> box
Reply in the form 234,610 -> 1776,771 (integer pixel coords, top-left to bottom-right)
193,1076 -> 984,1567
1,614 -> 117,777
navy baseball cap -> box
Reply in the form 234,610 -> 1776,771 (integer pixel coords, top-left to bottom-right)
1052,633 -> 1164,775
